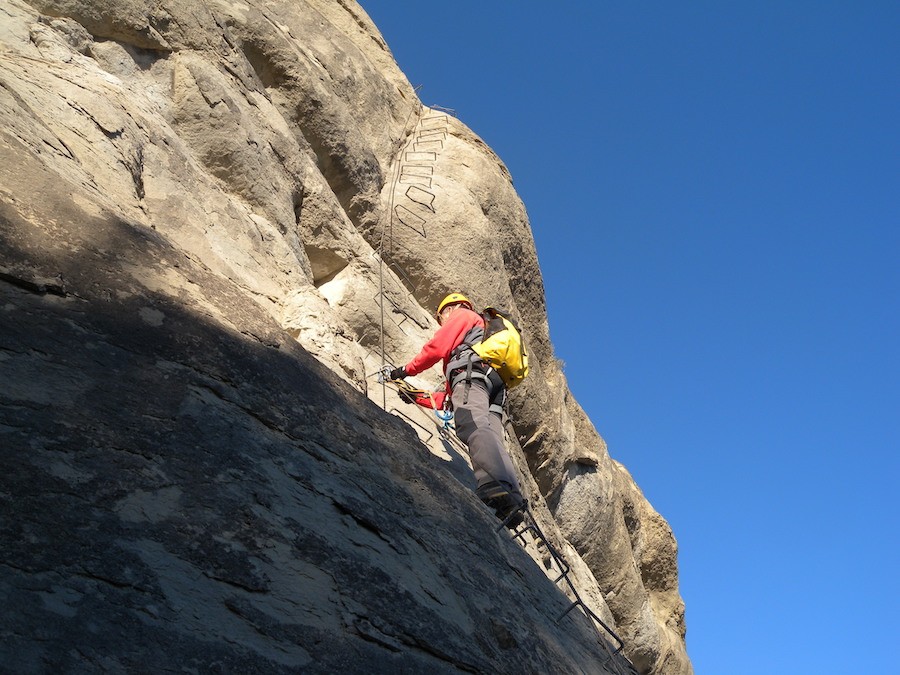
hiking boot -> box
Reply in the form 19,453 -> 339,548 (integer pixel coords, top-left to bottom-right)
490,492 -> 526,529
476,481 -> 526,528
475,480 -> 509,503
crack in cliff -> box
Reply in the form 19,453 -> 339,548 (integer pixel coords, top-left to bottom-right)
188,382 -> 290,437
330,497 -> 381,533
203,570 -> 267,595
0,269 -> 67,296
350,614 -> 480,673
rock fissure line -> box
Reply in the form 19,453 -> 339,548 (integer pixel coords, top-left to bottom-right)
0,270 -> 67,296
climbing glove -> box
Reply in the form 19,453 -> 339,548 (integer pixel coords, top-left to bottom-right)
389,366 -> 407,381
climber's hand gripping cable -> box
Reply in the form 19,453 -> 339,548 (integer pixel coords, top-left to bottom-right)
375,365 -> 425,403
373,365 -> 452,423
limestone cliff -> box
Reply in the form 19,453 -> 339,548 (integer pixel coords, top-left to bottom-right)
0,1 -> 691,673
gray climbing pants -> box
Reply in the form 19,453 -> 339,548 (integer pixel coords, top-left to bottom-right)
451,378 -> 522,494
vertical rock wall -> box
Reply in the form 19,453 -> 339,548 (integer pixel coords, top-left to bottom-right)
0,0 -> 690,672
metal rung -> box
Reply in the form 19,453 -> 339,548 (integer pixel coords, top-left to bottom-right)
505,503 -> 636,671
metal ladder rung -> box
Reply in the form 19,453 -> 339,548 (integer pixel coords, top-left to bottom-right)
503,503 -> 638,674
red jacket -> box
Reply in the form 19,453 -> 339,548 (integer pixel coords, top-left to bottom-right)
404,306 -> 484,409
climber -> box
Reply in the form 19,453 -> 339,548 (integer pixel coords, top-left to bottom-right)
389,293 -> 525,527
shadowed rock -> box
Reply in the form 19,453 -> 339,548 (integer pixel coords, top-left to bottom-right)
0,1 -> 691,672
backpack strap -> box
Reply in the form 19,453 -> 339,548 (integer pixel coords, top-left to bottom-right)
446,319 -> 507,406
446,324 -> 484,405
486,368 -> 507,416
448,325 -> 484,364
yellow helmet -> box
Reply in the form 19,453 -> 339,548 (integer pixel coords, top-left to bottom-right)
437,293 -> 473,315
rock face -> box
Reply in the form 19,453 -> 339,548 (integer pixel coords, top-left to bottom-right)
0,1 -> 691,673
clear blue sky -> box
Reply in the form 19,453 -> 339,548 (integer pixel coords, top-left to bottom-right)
359,3 -> 899,673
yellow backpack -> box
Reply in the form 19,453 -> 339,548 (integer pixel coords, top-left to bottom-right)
471,307 -> 529,388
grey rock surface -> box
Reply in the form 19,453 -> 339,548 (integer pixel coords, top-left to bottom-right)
0,0 -> 691,672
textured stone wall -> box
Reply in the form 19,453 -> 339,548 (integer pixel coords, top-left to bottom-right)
0,1 -> 690,672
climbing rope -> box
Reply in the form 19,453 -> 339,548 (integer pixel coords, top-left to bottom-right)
372,366 -> 454,429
